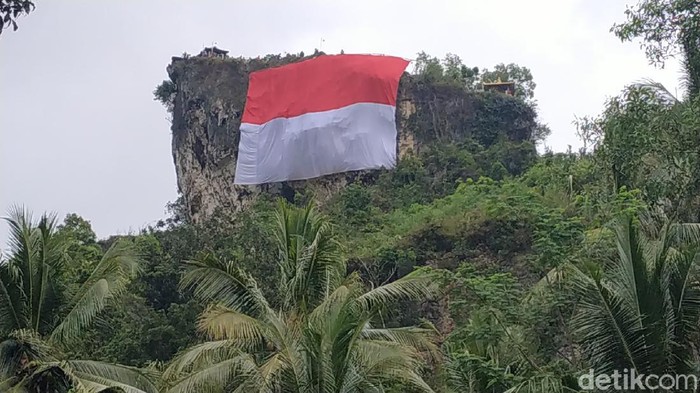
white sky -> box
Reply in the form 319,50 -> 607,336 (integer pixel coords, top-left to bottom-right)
0,0 -> 684,240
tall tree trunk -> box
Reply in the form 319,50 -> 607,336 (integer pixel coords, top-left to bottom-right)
681,22 -> 700,98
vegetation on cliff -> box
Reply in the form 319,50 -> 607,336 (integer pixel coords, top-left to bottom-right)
4,0 -> 700,391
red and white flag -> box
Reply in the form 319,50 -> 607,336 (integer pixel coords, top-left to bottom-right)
234,54 -> 409,185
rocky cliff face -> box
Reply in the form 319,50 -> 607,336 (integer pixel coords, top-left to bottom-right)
164,53 -> 538,224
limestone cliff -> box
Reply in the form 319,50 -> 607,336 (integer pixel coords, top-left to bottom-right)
162,52 -> 538,224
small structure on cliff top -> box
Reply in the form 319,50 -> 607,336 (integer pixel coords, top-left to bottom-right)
199,46 -> 229,59
482,78 -> 515,96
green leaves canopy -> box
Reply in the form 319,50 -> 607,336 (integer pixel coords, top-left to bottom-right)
0,207 -> 157,393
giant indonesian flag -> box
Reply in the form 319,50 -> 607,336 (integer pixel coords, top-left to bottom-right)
233,54 -> 410,185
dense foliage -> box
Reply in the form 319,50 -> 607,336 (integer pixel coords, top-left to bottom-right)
612,0 -> 700,96
0,209 -> 157,392
0,0 -> 34,36
5,0 -> 700,391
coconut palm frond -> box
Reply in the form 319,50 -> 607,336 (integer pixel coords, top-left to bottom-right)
522,266 -> 567,306
165,354 -> 257,393
1,358 -> 150,393
354,340 -> 432,392
569,214 -> 700,377
308,284 -> 354,327
388,369 -> 435,393
361,325 -> 439,358
61,360 -> 159,393
666,247 -> 700,350
162,339 -> 245,382
197,304 -> 266,350
13,362 -> 71,392
275,199 -> 345,312
569,259 -> 645,375
50,240 -> 141,345
253,353 -> 285,391
631,78 -> 681,106
0,266 -> 26,338
181,254 -> 269,317
3,206 -> 65,335
286,218 -> 345,312
668,223 -> 700,247
0,329 -> 55,382
356,269 -> 438,312
355,340 -> 423,374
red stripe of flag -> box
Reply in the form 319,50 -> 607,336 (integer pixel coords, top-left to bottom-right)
241,54 -> 409,125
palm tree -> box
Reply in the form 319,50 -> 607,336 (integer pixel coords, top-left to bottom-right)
0,207 -> 158,392
569,213 -> 700,379
163,200 -> 439,392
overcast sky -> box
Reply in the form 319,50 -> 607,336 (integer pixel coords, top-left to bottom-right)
0,0 -> 684,240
